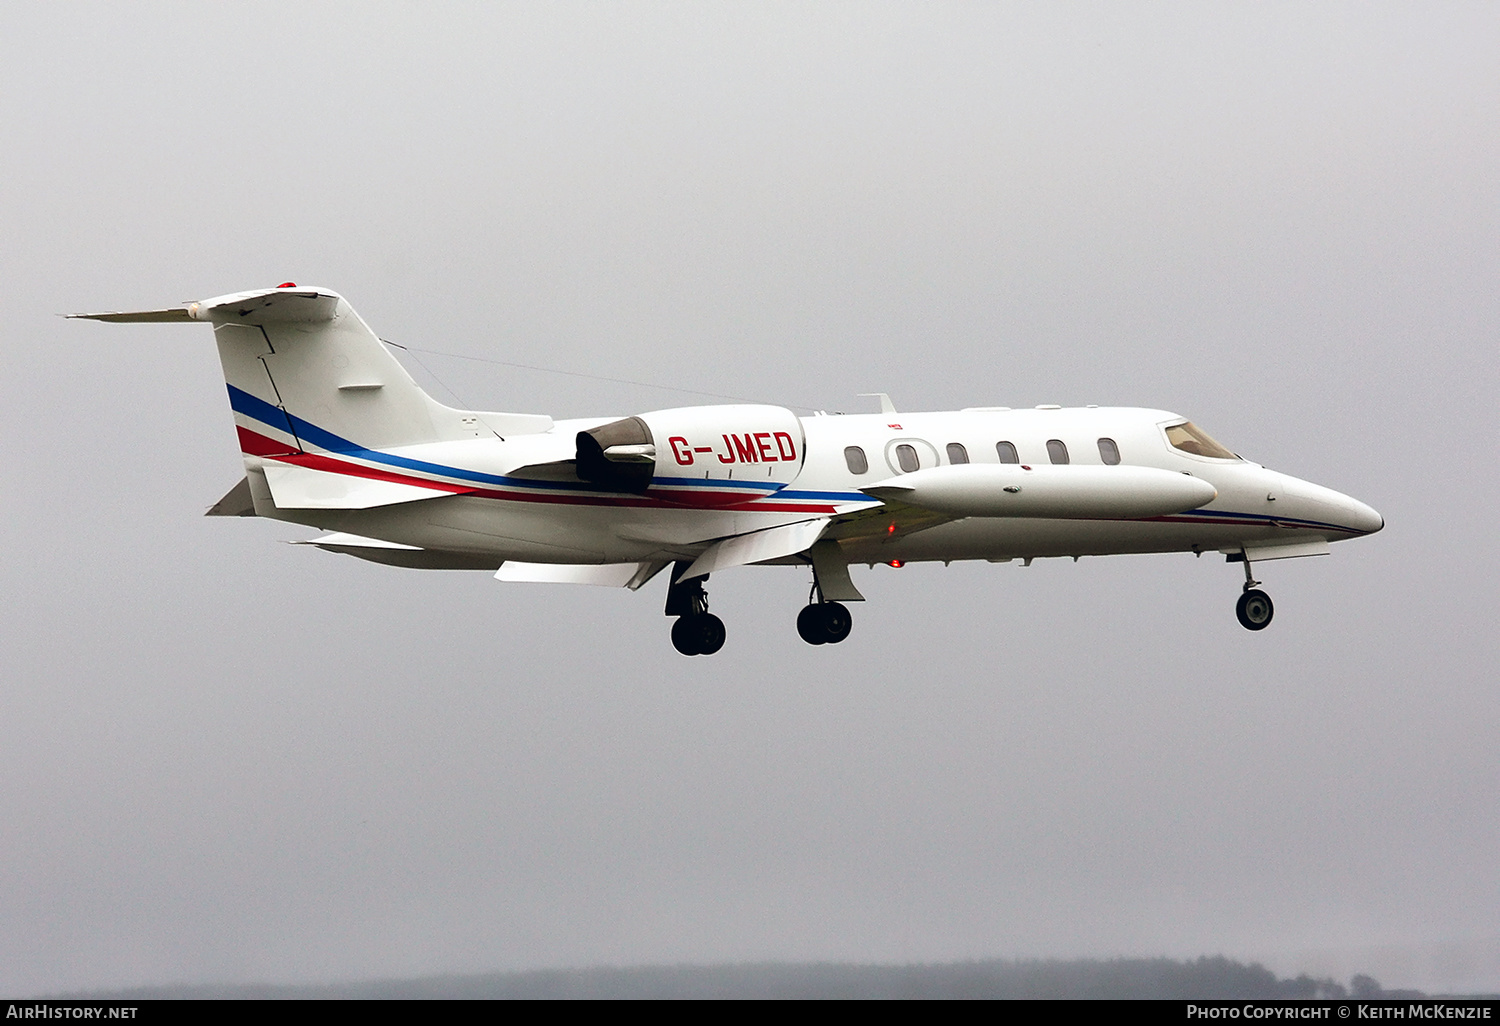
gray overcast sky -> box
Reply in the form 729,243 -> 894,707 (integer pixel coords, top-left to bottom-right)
2,1 -> 1496,996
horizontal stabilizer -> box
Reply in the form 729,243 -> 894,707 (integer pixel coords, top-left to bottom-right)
70,287 -> 340,325
263,464 -> 461,509
496,561 -> 668,590
68,307 -> 195,323
200,288 -> 340,324
678,517 -> 830,582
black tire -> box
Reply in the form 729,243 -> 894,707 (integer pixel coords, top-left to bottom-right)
819,602 -> 853,644
671,615 -> 701,655
1236,589 -> 1274,631
796,604 -> 828,645
696,613 -> 726,656
673,613 -> 726,656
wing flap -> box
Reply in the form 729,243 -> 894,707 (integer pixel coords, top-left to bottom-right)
677,517 -> 831,582
496,561 -> 668,589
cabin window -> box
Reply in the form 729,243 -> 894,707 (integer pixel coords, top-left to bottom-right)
895,443 -> 920,473
946,442 -> 969,465
1165,421 -> 1238,460
844,446 -> 869,475
1047,439 -> 1070,464
1097,437 -> 1121,465
996,441 -> 1019,463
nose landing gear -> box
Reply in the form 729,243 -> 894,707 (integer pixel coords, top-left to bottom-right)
1234,554 -> 1274,631
1236,589 -> 1274,630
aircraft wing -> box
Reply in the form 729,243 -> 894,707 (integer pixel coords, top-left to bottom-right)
676,517 -> 832,582
822,497 -> 956,545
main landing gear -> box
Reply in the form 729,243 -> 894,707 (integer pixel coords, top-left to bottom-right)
671,611 -> 726,656
796,583 -> 853,646
663,562 -> 858,655
1233,553 -> 1274,631
664,567 -> 725,657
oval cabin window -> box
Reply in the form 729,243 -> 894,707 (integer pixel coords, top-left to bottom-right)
996,441 -> 1019,463
895,444 -> 920,473
844,446 -> 869,475
1097,437 -> 1120,465
1046,439 -> 1070,464
946,442 -> 969,464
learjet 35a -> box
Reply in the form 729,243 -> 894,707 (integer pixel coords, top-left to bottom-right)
74,285 -> 1383,655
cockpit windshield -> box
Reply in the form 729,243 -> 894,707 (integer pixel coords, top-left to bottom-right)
1165,421 -> 1239,460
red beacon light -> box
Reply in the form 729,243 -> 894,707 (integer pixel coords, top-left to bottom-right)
888,560 -> 905,568
276,282 -> 297,288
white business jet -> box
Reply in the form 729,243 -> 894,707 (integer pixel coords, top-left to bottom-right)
75,285 -> 1383,656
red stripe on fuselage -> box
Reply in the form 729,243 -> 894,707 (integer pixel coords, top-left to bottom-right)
235,428 -> 840,514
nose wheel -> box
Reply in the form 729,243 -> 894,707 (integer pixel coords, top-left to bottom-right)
1233,554 -> 1274,631
1236,589 -> 1274,630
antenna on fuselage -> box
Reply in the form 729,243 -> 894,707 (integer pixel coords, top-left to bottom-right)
858,393 -> 898,414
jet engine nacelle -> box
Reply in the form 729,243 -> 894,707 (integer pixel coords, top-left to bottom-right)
577,404 -> 805,506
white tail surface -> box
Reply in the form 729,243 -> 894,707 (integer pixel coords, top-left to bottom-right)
197,286 -> 507,456
73,284 -> 553,462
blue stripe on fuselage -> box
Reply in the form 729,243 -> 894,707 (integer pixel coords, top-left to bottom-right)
226,385 -> 869,502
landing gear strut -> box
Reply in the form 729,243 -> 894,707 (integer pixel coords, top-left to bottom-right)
1234,554 -> 1274,631
665,563 -> 725,656
797,582 -> 853,646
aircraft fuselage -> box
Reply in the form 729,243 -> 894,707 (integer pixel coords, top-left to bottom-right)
243,405 -> 1380,569
75,285 -> 1383,652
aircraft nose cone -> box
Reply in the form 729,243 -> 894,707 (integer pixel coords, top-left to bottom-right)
1343,496 -> 1384,536
1281,476 -> 1383,536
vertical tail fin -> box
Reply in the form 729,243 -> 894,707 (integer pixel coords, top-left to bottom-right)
72,285 -> 554,464
202,286 -> 459,455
